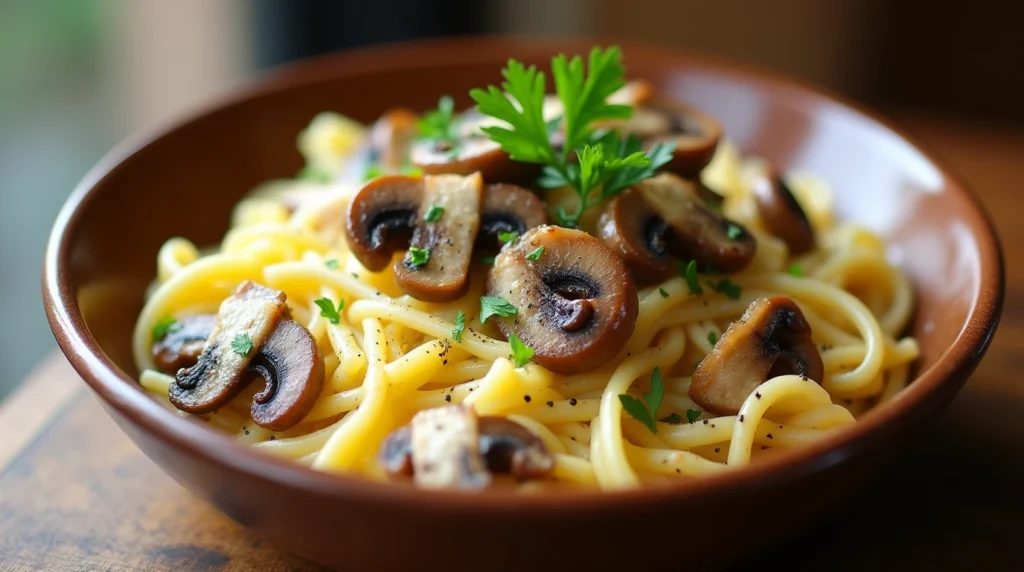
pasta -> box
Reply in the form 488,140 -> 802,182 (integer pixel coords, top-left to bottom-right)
131,47 -> 918,492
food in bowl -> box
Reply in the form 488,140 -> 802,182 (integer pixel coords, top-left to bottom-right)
131,46 -> 919,491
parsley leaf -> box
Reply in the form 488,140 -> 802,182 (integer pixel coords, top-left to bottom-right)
508,333 -> 534,367
424,205 -> 445,222
787,264 -> 804,277
726,223 -> 743,240
151,316 -> 181,342
599,131 -> 676,197
526,246 -> 545,261
417,95 -> 458,146
686,409 -> 703,423
660,412 -> 684,424
618,367 -> 664,434
314,297 -> 343,324
707,331 -> 718,346
470,61 -> 556,165
363,164 -> 383,181
681,260 -> 703,295
231,333 -> 254,357
325,259 -> 339,270
480,256 -> 495,266
551,46 -> 633,157
497,231 -> 519,244
407,247 -> 430,268
452,310 -> 466,343
298,164 -> 333,183
658,287 -> 669,298
480,296 -> 518,323
711,278 -> 742,300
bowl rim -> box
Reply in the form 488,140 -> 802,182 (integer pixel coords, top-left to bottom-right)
43,35 -> 1004,513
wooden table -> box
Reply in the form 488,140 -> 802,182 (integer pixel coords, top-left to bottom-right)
3,115 -> 1021,571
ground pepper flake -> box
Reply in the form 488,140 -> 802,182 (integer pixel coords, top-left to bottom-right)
524,395 -> 532,403
569,398 -> 578,406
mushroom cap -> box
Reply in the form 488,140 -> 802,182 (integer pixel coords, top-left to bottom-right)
487,225 -> 639,374
625,100 -> 723,178
753,168 -> 816,255
393,173 -> 484,302
410,136 -> 540,186
152,314 -> 216,373
600,174 -> 756,282
689,296 -> 824,415
249,319 -> 325,432
477,183 -> 549,252
344,175 -> 422,271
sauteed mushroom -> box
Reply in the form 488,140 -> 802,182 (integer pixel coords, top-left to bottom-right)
476,183 -> 548,251
379,407 -> 554,487
599,173 -> 756,282
752,168 -> 816,255
623,101 -> 723,178
487,225 -> 639,374
153,314 -> 216,372
689,296 -> 824,415
345,174 -> 422,271
248,319 -> 325,431
393,173 -> 484,301
369,108 -> 419,173
171,281 -> 289,414
410,405 -> 491,490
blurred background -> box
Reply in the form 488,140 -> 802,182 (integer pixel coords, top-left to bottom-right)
2,0 -> 1020,400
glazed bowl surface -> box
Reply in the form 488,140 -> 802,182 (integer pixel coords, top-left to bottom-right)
43,37 -> 1002,571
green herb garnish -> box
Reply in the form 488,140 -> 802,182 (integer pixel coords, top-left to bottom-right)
618,367 -> 664,434
325,259 -> 339,270
231,333 -> 254,357
726,223 -> 743,240
314,297 -> 343,324
787,264 -> 804,277
151,316 -> 181,342
363,164 -> 384,181
508,333 -> 534,368
407,247 -> 430,268
417,95 -> 458,149
711,278 -> 742,300
686,409 -> 703,423
480,256 -> 496,266
452,310 -> 466,343
480,296 -> 518,323
526,246 -> 545,261
424,205 -> 445,222
298,164 -> 333,183
658,287 -> 669,298
681,260 -> 703,295
497,231 -> 519,244
707,331 -> 718,346
660,412 -> 684,424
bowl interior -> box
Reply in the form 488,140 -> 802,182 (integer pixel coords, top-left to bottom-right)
51,40 -> 998,501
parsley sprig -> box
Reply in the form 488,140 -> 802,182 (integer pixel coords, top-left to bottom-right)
314,297 -> 343,324
470,46 -> 674,227
417,95 -> 459,150
618,367 -> 665,434
452,310 -> 466,343
231,333 -> 254,357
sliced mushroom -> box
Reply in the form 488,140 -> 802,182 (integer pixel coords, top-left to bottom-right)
152,314 -> 216,373
393,173 -> 484,301
248,319 -> 325,431
369,108 -> 419,173
378,410 -> 554,486
410,405 -> 491,490
752,168 -> 816,255
410,110 -> 540,185
171,281 -> 289,414
623,101 -> 723,178
345,174 -> 422,271
487,225 -> 638,374
689,296 -> 824,415
599,173 -> 756,282
476,183 -> 548,252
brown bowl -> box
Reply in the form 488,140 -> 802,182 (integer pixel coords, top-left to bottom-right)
43,37 -> 1003,571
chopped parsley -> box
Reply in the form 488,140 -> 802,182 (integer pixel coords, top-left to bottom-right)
230,333 -> 254,357
508,333 -> 534,368
658,287 -> 669,298
707,331 -> 718,346
787,264 -> 804,277
298,164 -> 333,183
314,297 -> 343,324
680,260 -> 703,295
526,246 -> 545,261
480,296 -> 518,323
710,278 -> 742,300
151,316 -> 181,342
726,223 -> 743,240
424,205 -> 445,222
407,246 -> 430,268
480,256 -> 496,266
452,310 -> 466,343
659,412 -> 684,424
497,231 -> 519,244
362,164 -> 383,181
324,259 -> 339,270
686,409 -> 703,423
417,95 -> 459,149
618,367 -> 664,434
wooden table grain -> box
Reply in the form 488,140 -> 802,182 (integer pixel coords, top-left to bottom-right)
3,114 -> 1022,571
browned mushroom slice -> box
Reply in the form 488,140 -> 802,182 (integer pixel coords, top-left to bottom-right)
152,314 -> 216,373
410,137 -> 540,185
488,225 -> 639,375
170,281 -> 289,414
409,405 -> 491,490
599,173 -> 756,281
689,296 -> 824,415
752,168 -> 816,255
476,183 -> 549,251
378,413 -> 554,483
248,319 -> 325,431
624,101 -> 723,178
344,175 -> 422,271
393,173 -> 484,301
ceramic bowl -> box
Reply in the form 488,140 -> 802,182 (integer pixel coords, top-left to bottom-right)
43,37 -> 1003,571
